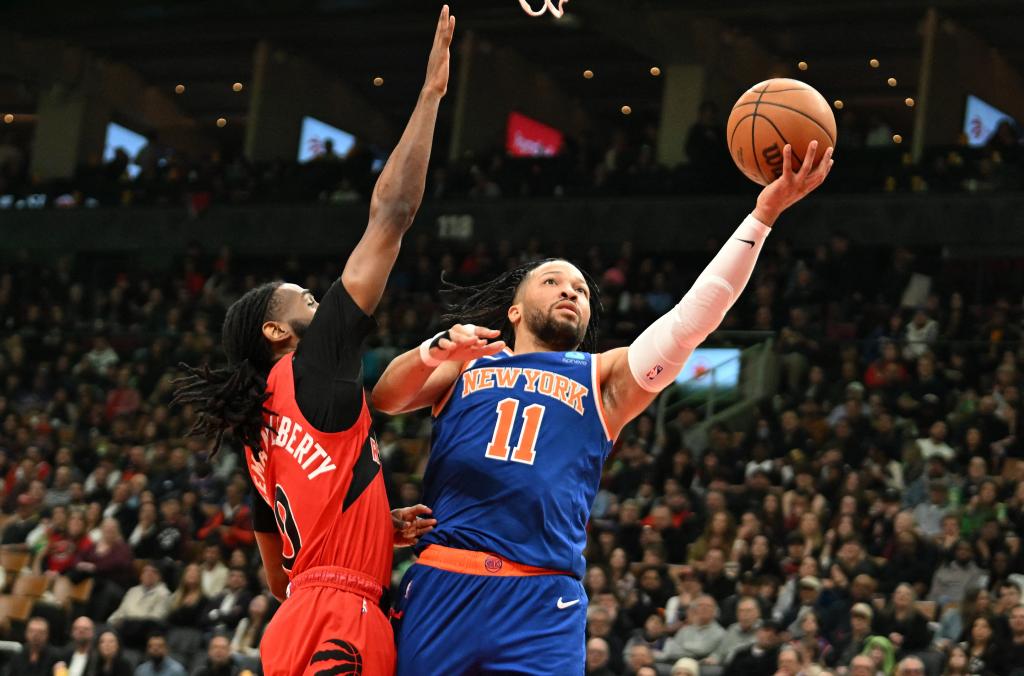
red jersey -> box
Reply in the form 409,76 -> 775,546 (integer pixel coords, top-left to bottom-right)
245,355 -> 393,588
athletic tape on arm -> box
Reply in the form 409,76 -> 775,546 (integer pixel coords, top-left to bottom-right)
627,214 -> 772,392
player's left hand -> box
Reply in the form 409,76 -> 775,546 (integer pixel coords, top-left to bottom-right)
392,504 -> 437,547
422,5 -> 456,99
752,140 -> 834,227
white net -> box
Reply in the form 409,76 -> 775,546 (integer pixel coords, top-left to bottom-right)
518,0 -> 570,18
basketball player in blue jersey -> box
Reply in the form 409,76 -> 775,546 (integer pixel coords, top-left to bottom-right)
372,141 -> 834,675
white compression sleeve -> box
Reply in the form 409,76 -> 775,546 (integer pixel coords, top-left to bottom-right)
627,214 -> 772,392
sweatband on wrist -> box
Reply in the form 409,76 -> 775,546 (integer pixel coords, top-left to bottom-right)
419,331 -> 449,367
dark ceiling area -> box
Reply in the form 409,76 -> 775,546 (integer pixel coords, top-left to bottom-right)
0,0 -> 1021,136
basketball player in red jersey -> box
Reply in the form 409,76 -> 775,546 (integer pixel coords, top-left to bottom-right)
174,7 -> 455,675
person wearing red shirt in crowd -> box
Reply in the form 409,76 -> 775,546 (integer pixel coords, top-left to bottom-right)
196,482 -> 254,550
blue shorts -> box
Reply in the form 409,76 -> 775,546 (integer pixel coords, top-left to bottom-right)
393,563 -> 587,676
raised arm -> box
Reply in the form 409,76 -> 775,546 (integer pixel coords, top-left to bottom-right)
341,5 -> 455,315
371,324 -> 505,415
599,142 -> 834,437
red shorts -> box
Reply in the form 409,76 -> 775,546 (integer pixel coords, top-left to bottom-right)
260,567 -> 395,676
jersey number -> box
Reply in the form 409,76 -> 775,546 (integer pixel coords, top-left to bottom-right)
484,398 -> 545,465
274,486 -> 302,572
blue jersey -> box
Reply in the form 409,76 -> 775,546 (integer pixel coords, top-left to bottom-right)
417,349 -> 614,578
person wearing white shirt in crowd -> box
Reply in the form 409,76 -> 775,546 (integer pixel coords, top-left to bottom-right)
54,616 -> 94,676
915,421 -> 955,463
711,596 -> 761,666
200,543 -> 229,598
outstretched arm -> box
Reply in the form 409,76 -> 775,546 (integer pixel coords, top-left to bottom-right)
599,142 -> 834,437
371,324 -> 506,415
342,5 -> 455,315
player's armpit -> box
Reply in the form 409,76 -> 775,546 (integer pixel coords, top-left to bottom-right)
370,350 -> 463,415
255,531 -> 290,602
597,347 -> 661,439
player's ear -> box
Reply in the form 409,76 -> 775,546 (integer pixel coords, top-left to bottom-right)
507,302 -> 522,328
262,320 -> 291,343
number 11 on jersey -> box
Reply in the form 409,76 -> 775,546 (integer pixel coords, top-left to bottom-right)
484,398 -> 545,465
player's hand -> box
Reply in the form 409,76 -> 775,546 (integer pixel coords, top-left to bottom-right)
422,5 -> 456,99
425,324 -> 506,364
392,504 -> 437,547
752,140 -> 834,227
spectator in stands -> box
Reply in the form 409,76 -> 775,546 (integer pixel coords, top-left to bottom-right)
587,605 -> 625,674
722,619 -> 780,676
88,630 -> 133,676
775,645 -> 805,676
195,484 -> 253,550
670,657 -> 700,676
660,595 -> 724,663
199,567 -> 251,635
711,595 -> 760,665
928,540 -> 985,606
229,594 -> 270,662
1,616 -> 59,676
848,654 -> 875,676
961,615 -> 1002,676
55,616 -> 95,676
941,644 -> 970,676
586,637 -> 615,676
1007,604 -> 1024,675
190,635 -> 239,676
133,632 -> 186,676
199,544 -> 228,599
166,563 -> 206,629
834,603 -> 874,668
903,310 -> 939,360
108,563 -> 171,649
874,584 -> 931,659
911,479 -> 952,538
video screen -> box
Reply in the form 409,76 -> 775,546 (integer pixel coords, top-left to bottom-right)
103,123 -> 148,179
506,111 -> 564,157
675,348 -> 742,391
298,116 -> 356,162
963,95 -> 1015,148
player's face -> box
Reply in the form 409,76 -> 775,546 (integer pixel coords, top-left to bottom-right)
265,283 -> 319,348
510,261 -> 591,351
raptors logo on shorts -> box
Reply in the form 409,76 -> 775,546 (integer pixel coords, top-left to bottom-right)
309,639 -> 363,675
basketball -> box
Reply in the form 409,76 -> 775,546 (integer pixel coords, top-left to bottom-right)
726,78 -> 837,186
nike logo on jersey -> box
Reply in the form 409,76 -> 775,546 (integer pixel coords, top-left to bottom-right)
462,367 -> 589,415
557,597 -> 580,609
736,238 -> 755,248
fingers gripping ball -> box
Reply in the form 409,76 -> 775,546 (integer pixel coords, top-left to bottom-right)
727,78 -> 837,186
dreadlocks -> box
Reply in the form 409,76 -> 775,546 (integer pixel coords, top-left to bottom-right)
173,281 -> 284,456
440,258 -> 603,353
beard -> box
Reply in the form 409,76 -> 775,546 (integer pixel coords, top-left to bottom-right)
524,304 -> 585,352
289,318 -> 311,340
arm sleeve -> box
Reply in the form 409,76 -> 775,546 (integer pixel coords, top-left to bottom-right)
293,279 -> 377,432
250,494 -> 277,534
627,214 -> 771,392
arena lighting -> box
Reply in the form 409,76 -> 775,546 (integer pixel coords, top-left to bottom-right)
893,134 -> 903,143
621,105 -> 632,115
583,69 -> 594,79
232,82 -> 244,92
2,114 -> 13,124
373,77 -> 384,87
888,77 -> 898,87
834,100 -> 844,109
798,61 -> 808,70
175,84 -> 185,94
905,97 -> 915,107
216,118 -> 227,128
869,58 -> 880,68
650,66 -> 661,77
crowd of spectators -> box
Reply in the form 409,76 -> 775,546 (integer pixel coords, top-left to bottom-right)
0,209 -> 1023,675
0,109 -> 1022,210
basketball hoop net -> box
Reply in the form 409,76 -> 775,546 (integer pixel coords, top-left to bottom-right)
519,0 -> 569,18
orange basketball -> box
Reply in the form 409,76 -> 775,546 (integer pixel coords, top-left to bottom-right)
726,78 -> 837,186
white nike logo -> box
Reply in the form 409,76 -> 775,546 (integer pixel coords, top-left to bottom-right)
557,597 -> 580,609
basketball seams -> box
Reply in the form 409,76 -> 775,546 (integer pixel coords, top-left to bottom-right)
750,88 -> 771,185
733,100 -> 836,146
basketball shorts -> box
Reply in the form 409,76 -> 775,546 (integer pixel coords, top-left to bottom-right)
394,545 -> 587,676
261,568 -> 394,676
